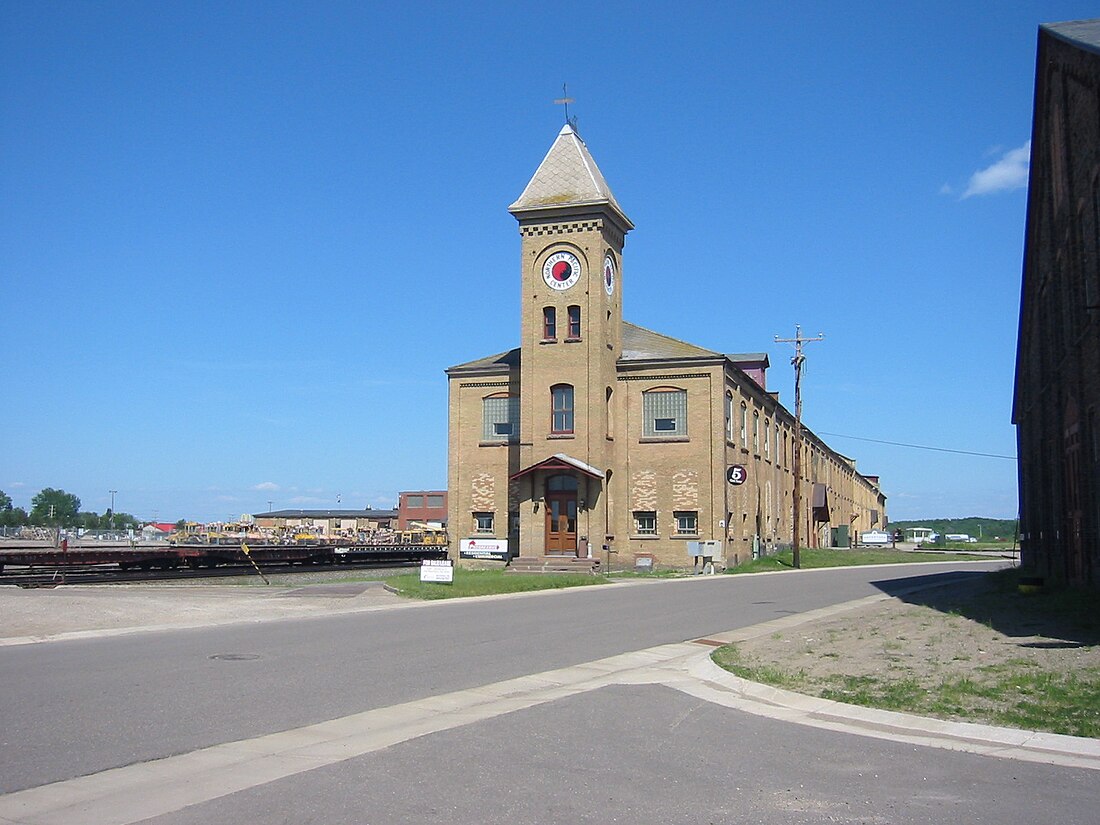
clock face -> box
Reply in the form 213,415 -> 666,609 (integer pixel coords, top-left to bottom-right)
542,250 -> 581,291
603,255 -> 615,296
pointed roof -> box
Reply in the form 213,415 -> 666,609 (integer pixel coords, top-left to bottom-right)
509,124 -> 632,229
509,453 -> 604,481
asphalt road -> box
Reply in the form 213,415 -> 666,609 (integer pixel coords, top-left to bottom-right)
2,560 -> 1097,824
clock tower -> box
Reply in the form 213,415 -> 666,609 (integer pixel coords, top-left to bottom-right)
507,124 -> 633,559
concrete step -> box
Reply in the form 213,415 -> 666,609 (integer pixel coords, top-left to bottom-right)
507,556 -> 601,575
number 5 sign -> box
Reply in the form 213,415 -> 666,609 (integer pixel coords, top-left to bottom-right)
726,464 -> 747,486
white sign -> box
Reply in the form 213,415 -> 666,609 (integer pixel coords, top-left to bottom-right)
420,559 -> 454,583
460,538 -> 509,560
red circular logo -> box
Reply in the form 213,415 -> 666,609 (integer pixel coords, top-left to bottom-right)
552,260 -> 573,282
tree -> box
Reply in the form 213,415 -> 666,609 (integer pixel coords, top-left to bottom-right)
30,488 -> 82,527
0,506 -> 28,528
0,490 -> 12,511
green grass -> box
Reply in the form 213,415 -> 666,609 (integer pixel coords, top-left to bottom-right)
725,547 -> 985,573
386,568 -> 608,600
712,645 -> 1100,738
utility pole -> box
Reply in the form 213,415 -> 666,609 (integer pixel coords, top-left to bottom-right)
775,325 -> 824,569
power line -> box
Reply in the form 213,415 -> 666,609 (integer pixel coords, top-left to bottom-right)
818,431 -> 1017,461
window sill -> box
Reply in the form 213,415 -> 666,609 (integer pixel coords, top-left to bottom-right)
479,440 -> 517,447
548,433 -> 575,440
639,436 -> 689,444
631,534 -> 659,540
540,339 -> 557,345
564,337 -> 582,343
671,534 -> 700,540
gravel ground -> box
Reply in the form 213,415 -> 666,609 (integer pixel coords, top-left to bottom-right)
721,572 -> 1100,736
0,573 -> 408,641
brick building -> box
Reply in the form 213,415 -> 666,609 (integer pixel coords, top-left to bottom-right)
397,491 -> 447,530
447,124 -> 885,570
1014,19 -> 1100,587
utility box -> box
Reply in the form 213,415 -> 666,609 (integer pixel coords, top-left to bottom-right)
700,539 -> 723,561
830,525 -> 850,548
687,540 -> 724,574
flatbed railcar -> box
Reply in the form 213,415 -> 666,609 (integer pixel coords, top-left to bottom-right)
0,542 -> 448,574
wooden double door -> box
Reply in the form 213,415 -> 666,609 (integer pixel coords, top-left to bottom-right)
544,474 -> 578,556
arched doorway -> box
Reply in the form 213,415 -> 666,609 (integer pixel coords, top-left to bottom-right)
545,474 -> 578,556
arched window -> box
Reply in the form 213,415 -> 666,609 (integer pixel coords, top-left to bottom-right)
643,388 -> 687,437
753,410 -> 760,454
725,392 -> 734,442
546,474 -> 578,492
482,393 -> 519,442
551,384 -> 574,434
606,386 -> 613,438
740,402 -> 748,446
543,307 -> 557,341
567,305 -> 581,339
764,419 -> 771,458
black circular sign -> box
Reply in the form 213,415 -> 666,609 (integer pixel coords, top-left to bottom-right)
727,464 -> 747,486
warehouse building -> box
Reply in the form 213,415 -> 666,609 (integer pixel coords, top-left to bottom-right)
447,124 -> 885,570
1014,19 -> 1100,587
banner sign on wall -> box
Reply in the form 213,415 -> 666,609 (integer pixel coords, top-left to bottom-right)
460,538 -> 510,560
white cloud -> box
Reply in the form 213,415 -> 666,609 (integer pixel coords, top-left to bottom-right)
252,481 -> 279,491
961,141 -> 1030,198
288,495 -> 328,505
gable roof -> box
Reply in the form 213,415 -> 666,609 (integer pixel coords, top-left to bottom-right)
446,327 -> 770,376
445,347 -> 520,375
510,453 -> 604,481
509,124 -> 632,229
621,322 -> 721,361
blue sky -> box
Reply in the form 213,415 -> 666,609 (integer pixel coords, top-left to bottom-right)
2,1 -> 1092,523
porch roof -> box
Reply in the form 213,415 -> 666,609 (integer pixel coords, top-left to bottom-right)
509,453 -> 605,481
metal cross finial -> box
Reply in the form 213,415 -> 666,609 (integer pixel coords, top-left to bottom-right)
553,83 -> 576,129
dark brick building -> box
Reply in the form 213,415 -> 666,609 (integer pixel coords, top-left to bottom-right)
1013,19 -> 1100,586
397,491 -> 447,530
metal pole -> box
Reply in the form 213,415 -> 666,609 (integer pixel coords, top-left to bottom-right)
775,326 -> 824,570
792,361 -> 802,569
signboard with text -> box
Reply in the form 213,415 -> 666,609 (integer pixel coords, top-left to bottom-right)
459,538 -> 510,560
420,558 -> 454,583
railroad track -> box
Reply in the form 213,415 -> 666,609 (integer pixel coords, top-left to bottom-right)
0,559 -> 421,588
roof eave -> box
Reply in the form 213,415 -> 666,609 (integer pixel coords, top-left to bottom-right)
509,199 -> 634,232
617,355 -> 726,370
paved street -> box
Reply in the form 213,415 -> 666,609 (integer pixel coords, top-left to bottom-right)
1,561 -> 1097,824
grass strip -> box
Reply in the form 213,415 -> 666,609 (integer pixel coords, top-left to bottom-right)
387,567 -> 607,600
725,547 -> 987,573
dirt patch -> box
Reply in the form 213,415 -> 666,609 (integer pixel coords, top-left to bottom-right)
719,572 -> 1100,737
